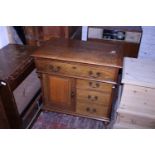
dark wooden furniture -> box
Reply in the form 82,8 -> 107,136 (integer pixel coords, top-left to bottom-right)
23,26 -> 82,46
0,44 -> 41,128
87,26 -> 142,58
32,38 -> 122,123
0,96 -> 10,128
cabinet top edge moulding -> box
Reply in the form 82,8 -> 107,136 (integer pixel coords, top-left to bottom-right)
32,38 -> 123,68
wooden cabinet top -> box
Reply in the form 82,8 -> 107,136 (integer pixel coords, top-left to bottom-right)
0,44 -> 36,81
32,38 -> 123,68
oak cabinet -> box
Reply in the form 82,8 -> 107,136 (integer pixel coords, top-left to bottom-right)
32,38 -> 122,123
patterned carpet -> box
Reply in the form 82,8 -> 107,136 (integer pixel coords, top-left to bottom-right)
32,111 -> 106,129
31,86 -> 120,129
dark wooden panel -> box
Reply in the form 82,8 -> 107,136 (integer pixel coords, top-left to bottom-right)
0,44 -> 36,82
0,95 -> 10,128
23,26 -> 43,46
23,26 -> 81,46
0,84 -> 22,128
0,44 -> 41,128
42,26 -> 69,40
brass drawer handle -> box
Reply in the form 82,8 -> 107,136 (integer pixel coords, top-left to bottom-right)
86,107 -> 96,113
89,71 -> 93,75
49,65 -> 61,73
88,71 -> 101,78
88,95 -> 98,101
89,82 -> 100,88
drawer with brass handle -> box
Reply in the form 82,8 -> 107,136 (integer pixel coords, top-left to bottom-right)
48,65 -> 61,73
76,103 -> 110,118
87,95 -> 98,101
88,71 -> 101,78
77,89 -> 112,106
35,59 -> 118,82
89,81 -> 100,88
86,107 -> 96,113
77,79 -> 114,92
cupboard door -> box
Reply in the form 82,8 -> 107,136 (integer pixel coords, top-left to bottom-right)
42,74 -> 75,111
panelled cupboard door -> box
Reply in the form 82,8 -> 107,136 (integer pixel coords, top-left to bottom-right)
42,74 -> 75,111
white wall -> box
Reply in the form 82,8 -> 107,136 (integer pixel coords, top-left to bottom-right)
0,26 -> 9,49
138,26 -> 155,58
81,26 -> 88,41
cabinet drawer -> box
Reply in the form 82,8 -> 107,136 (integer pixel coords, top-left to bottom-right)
76,103 -> 110,118
76,89 -> 112,106
77,79 -> 114,92
35,59 -> 117,82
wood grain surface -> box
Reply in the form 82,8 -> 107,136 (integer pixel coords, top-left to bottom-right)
32,38 -> 123,68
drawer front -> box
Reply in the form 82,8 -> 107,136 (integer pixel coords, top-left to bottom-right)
35,59 -> 117,82
76,103 -> 110,118
76,89 -> 112,106
77,79 -> 114,92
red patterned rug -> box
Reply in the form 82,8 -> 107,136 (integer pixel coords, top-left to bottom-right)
32,111 -> 106,129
